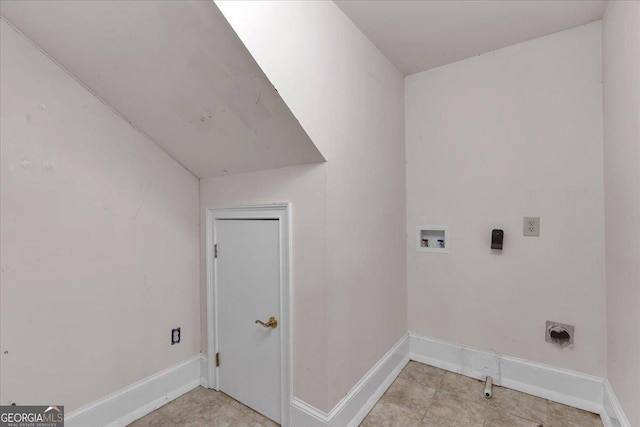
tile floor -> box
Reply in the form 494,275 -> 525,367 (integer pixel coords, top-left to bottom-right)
128,386 -> 279,427
129,361 -> 604,427
361,361 -> 604,427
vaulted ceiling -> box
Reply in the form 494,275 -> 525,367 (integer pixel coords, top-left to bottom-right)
336,0 -> 608,75
0,1 -> 324,178
1,0 -> 610,178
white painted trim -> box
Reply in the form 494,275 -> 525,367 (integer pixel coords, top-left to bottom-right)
199,354 -> 209,389
408,332 -> 635,426
601,380 -> 631,427
65,355 -> 201,427
290,331 -> 621,426
291,398 -> 329,427
205,203 -> 293,427
64,329 -> 629,427
205,206 -> 217,390
500,354 -> 603,413
291,333 -> 410,427
344,335 -> 410,427
409,332 -> 616,422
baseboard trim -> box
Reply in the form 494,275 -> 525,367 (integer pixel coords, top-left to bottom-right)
601,379 -> 631,427
409,332 -> 616,421
500,354 -> 603,413
65,355 -> 201,427
63,338 -> 631,427
291,333 -> 410,427
199,354 -> 209,388
290,331 -> 628,427
291,397 -> 330,427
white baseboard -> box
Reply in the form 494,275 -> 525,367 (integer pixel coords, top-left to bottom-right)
65,355 -> 202,427
291,333 -> 410,427
500,354 -> 603,413
63,337 -> 631,427
409,332 -> 622,424
601,380 -> 631,427
290,331 -> 632,427
199,354 -> 209,388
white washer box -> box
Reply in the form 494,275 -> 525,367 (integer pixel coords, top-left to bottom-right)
416,225 -> 449,254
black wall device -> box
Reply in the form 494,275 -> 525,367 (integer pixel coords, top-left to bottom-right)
491,229 -> 504,250
171,327 -> 181,345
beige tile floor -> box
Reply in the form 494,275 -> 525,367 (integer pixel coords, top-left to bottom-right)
128,386 -> 279,427
129,361 -> 604,427
361,361 -> 604,427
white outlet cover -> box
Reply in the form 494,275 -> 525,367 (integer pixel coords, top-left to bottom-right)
523,217 -> 540,236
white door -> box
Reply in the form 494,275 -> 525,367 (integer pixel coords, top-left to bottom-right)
216,219 -> 281,423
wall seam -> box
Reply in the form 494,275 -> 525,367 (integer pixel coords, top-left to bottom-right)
0,15 -> 199,180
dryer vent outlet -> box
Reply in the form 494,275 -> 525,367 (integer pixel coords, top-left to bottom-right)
545,321 -> 574,348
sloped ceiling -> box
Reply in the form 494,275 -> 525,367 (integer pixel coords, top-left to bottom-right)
336,0 -> 608,76
0,1 -> 324,178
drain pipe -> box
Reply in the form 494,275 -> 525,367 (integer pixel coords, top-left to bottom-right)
484,376 -> 493,399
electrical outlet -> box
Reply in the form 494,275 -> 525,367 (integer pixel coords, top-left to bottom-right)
523,217 -> 540,236
171,328 -> 181,345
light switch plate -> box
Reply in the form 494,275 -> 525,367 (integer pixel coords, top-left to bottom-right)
523,217 -> 540,236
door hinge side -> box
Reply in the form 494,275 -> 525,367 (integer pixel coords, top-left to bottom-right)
215,352 -> 220,367
214,244 -> 218,259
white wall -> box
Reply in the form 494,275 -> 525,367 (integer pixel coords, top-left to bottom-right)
406,23 -> 606,377
603,1 -> 640,425
0,0 -> 325,180
0,20 -> 200,411
211,1 -> 407,412
199,164 -> 330,410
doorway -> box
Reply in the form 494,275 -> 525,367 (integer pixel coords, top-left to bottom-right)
206,204 -> 291,426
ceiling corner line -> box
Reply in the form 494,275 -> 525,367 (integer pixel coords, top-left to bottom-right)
0,15 -> 200,181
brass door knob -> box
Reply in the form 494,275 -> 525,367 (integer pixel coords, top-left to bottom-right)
255,316 -> 278,329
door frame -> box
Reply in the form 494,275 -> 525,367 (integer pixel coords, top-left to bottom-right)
205,203 -> 292,426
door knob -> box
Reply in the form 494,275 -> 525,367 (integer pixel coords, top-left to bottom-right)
255,316 -> 278,328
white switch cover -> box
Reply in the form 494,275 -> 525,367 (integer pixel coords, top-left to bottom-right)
523,217 -> 540,236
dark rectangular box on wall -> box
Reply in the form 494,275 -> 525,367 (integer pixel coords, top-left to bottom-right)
491,229 -> 503,250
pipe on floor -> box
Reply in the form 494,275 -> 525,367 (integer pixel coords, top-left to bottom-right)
484,376 -> 493,399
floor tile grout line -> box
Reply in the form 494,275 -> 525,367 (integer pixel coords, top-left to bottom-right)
133,364 -> 604,427
407,367 -> 551,426
415,386 -> 438,426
